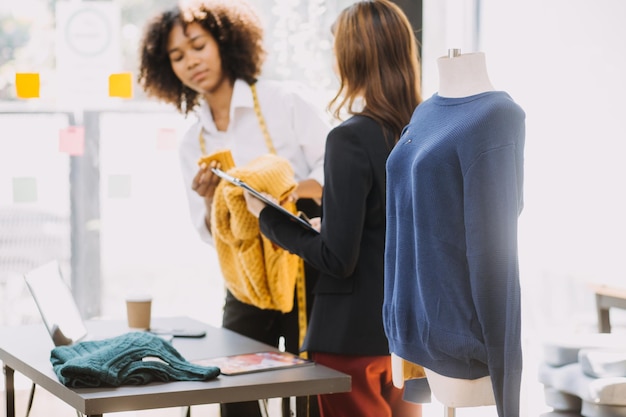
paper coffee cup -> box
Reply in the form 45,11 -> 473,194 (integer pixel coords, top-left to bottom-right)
126,294 -> 152,330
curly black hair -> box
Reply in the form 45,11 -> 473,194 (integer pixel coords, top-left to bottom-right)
137,0 -> 266,114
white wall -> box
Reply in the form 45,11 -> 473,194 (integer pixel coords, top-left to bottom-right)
482,0 -> 626,332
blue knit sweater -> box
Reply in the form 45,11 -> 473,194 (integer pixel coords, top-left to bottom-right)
50,331 -> 220,387
383,91 -> 525,417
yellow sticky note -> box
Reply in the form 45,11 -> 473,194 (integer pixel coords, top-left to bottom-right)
108,72 -> 133,98
15,73 -> 40,99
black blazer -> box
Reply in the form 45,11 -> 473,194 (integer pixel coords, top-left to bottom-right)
259,115 -> 393,355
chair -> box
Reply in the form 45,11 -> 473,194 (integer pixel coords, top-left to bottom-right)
539,332 -> 626,417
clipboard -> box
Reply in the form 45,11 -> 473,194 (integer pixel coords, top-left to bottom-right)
211,167 -> 319,233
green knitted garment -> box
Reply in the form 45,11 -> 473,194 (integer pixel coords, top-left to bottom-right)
50,331 -> 220,387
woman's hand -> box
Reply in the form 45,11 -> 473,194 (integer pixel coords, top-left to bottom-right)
243,190 -> 271,218
192,161 -> 222,232
308,217 -> 321,232
192,161 -> 221,201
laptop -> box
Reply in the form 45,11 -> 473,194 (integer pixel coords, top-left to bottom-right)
23,261 -> 200,346
23,260 -> 88,346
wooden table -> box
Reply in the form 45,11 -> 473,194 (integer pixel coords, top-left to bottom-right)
589,284 -> 626,333
0,316 -> 350,417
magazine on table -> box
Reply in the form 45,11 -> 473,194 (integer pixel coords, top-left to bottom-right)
193,351 -> 314,376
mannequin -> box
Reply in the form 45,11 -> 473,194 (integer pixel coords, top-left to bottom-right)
385,50 -> 523,417
391,50 -> 498,411
410,49 -> 495,412
437,49 -> 494,98
391,353 -> 495,413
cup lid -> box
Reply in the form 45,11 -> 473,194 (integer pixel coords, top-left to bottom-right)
125,292 -> 152,302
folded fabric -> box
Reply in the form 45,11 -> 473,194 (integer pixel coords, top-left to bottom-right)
403,377 -> 432,404
579,348 -> 626,378
211,153 -> 300,312
50,331 -> 220,388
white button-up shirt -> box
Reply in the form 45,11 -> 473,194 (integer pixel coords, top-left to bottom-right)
179,78 -> 331,243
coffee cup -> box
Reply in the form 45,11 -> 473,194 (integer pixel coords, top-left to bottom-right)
125,294 -> 152,330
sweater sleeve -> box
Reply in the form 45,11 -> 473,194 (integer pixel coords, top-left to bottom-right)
178,122 -> 214,245
464,140 -> 524,417
259,123 -> 371,278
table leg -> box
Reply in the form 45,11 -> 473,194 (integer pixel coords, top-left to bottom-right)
596,294 -> 612,333
4,364 -> 15,417
444,407 -> 456,417
258,399 -> 269,417
283,395 -> 314,417
598,308 -> 611,333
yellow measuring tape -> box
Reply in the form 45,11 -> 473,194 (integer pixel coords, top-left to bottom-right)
295,258 -> 308,359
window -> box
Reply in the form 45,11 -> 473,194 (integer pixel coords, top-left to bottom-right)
0,0 -> 358,326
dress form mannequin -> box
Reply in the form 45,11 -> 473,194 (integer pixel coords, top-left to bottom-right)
437,49 -> 495,98
391,353 -> 495,416
391,49 -> 498,417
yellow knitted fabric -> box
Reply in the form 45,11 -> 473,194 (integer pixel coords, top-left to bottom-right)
402,358 -> 426,380
211,154 -> 300,312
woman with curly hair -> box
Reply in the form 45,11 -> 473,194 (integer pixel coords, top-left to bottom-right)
138,1 -> 329,416
244,1 -> 423,416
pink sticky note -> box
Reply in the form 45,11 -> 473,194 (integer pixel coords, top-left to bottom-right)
59,126 -> 85,156
156,128 -> 177,150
